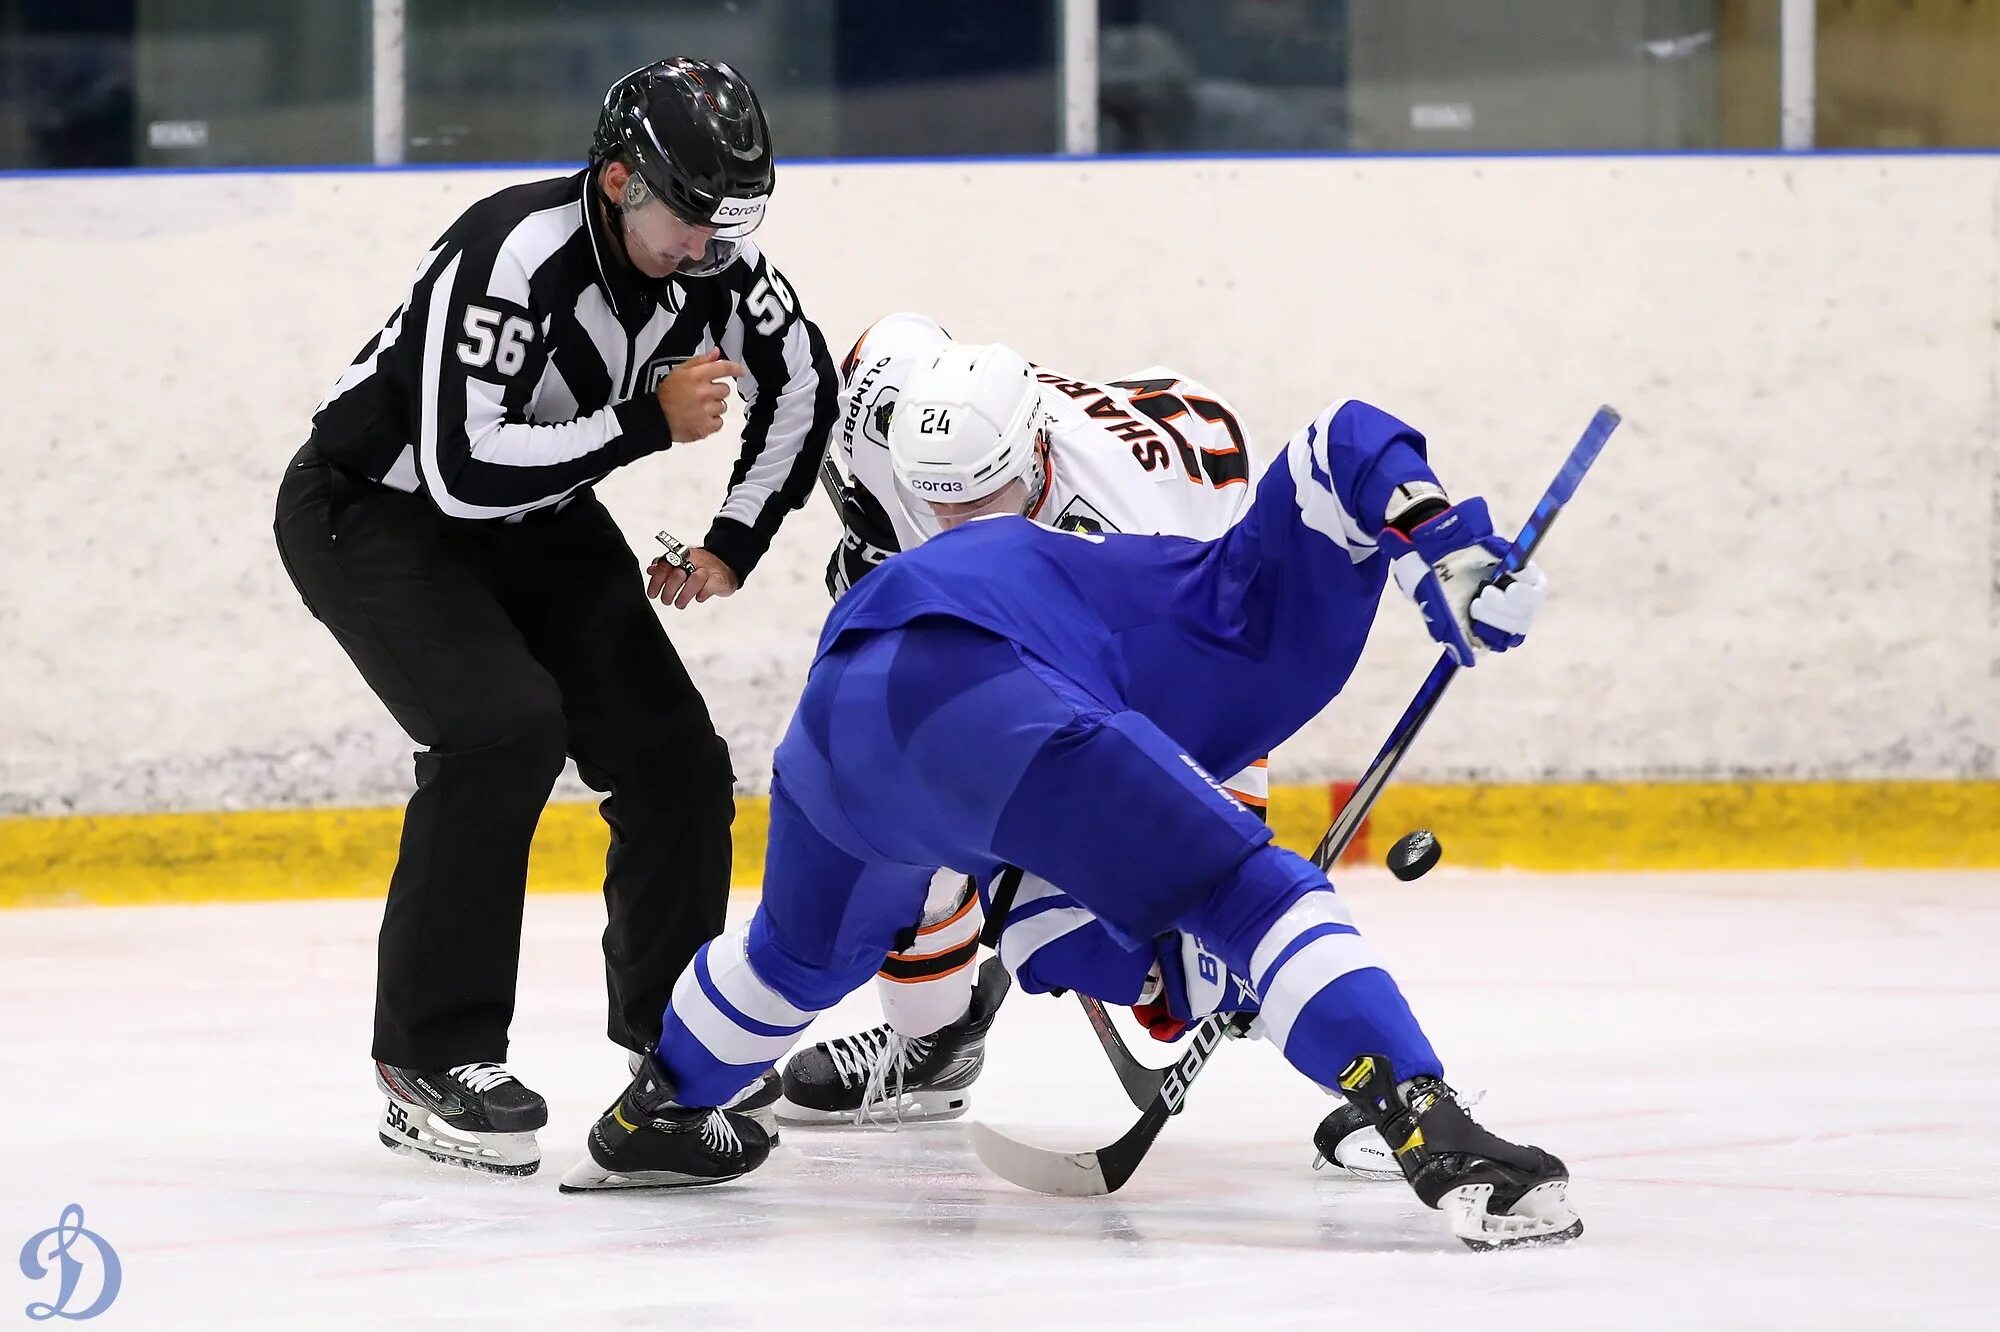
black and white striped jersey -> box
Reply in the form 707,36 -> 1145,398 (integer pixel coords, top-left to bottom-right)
307,168 -> 836,580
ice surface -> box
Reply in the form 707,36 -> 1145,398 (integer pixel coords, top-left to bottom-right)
4,870 -> 1996,1331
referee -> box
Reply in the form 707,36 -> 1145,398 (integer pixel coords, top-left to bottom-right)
273,59 -> 836,1176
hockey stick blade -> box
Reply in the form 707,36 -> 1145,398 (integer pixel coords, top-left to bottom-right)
975,1012 -> 1238,1197
972,1100 -> 1169,1198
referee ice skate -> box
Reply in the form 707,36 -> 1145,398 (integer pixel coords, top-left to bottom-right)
273,59 -> 835,1175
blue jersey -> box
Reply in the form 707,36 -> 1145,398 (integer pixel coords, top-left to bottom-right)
813,398 -> 1438,782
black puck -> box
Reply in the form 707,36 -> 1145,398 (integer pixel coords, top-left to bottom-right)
1386,829 -> 1441,881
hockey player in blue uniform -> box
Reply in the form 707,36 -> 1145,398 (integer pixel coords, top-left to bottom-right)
561,343 -> 1582,1250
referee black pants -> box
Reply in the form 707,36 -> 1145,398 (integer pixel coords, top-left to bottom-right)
273,446 -> 733,1069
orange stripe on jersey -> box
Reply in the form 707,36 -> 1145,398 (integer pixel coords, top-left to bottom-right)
839,328 -> 870,380
891,937 -> 977,964
877,952 -> 979,984
914,887 -> 978,937
1024,433 -> 1054,521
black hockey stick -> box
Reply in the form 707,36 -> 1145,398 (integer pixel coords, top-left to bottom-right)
816,443 -> 850,509
1048,764 -> 1379,1126
1072,990 -> 1176,1110
1068,776 -> 1387,1114
972,406 -> 1622,1197
972,1011 -> 1250,1196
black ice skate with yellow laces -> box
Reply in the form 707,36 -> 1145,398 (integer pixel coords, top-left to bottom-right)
1335,1054 -> 1583,1251
559,1052 -> 772,1191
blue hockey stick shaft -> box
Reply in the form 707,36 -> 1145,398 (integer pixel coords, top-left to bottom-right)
987,408 -> 1623,1194
1309,406 -> 1620,872
1088,406 -> 1621,1108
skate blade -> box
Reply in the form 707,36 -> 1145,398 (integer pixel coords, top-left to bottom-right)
1441,1180 -> 1583,1251
1310,1128 -> 1401,1182
773,1087 -> 971,1127
378,1132 -> 540,1177
378,1098 -> 540,1176
556,1157 -> 746,1193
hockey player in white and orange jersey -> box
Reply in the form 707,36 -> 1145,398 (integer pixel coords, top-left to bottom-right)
777,313 -> 1279,1126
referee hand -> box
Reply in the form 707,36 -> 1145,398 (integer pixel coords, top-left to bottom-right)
657,348 -> 746,442
647,546 -> 740,609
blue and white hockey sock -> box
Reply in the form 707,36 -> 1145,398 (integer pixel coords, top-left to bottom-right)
1244,891 -> 1440,1085
654,927 -> 816,1108
1195,847 -> 1441,1086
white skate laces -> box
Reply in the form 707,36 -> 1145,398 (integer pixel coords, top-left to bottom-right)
826,1028 -> 932,1128
448,1062 -> 519,1094
699,1109 -> 742,1155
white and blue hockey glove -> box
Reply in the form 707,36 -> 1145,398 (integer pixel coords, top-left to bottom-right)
1132,933 -> 1258,1042
1381,497 -> 1548,666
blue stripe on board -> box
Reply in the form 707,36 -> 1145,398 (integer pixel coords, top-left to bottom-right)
5,145 -> 2000,183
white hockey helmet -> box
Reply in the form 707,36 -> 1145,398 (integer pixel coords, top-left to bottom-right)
840,310 -> 951,384
887,341 -> 1051,537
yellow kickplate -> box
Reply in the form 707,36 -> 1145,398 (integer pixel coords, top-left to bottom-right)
1341,779 -> 2000,871
2,778 -> 1995,908
0,800 -> 769,908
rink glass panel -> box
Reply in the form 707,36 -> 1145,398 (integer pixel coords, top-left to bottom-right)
5,6 -> 2000,165
400,0 -> 1058,163
1099,0 -> 1733,152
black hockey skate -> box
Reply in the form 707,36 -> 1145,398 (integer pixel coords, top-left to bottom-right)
375,1061 -> 548,1176
1309,1101 -> 1401,1181
559,1053 -> 773,1192
630,1050 -> 783,1143
777,956 -> 1011,1126
1336,1054 -> 1583,1251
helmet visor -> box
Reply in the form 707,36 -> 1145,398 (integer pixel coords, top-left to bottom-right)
620,195 -> 745,277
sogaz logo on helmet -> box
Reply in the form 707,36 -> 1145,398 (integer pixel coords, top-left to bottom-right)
908,477 -> 964,494
712,196 -> 765,226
